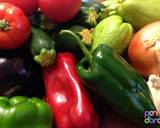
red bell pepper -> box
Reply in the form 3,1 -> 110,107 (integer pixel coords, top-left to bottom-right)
42,52 -> 99,128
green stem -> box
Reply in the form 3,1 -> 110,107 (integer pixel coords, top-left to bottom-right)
60,30 -> 93,63
78,39 -> 93,63
0,19 -> 10,31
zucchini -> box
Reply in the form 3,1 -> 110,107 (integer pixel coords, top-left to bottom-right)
29,27 -> 56,67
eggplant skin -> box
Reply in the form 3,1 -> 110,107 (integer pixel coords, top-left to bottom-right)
0,48 -> 45,98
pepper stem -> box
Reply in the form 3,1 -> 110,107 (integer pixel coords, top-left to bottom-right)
0,19 -> 10,31
77,39 -> 93,63
60,30 -> 93,63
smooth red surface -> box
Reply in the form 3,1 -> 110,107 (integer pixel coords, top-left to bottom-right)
0,3 -> 30,49
38,0 -> 82,23
0,0 -> 38,16
43,52 -> 99,128
128,21 -> 160,77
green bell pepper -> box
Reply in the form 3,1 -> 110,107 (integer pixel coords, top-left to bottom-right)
76,42 -> 157,127
0,96 -> 53,128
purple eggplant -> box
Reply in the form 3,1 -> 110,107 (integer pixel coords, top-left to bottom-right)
0,47 -> 45,97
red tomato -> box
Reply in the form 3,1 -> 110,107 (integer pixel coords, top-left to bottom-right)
128,21 -> 160,77
0,0 -> 38,16
38,0 -> 82,23
0,3 -> 30,49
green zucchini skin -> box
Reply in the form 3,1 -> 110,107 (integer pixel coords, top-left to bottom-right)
29,27 -> 56,67
71,1 -> 106,28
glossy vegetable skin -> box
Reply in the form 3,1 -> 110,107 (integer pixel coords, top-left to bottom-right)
0,96 -> 53,128
72,1 -> 106,28
77,44 -> 157,127
30,27 -> 56,67
38,0 -> 82,23
0,0 -> 38,16
43,52 -> 99,128
128,21 -> 160,77
0,48 -> 45,97
0,3 -> 30,49
55,26 -> 86,59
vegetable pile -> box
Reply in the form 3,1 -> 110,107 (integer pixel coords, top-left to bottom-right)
0,0 -> 160,128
